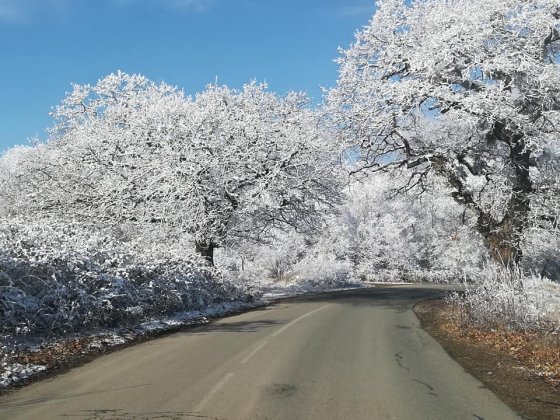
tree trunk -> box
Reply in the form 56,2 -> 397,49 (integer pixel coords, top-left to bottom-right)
477,215 -> 523,266
195,241 -> 216,267
438,122 -> 533,267
477,122 -> 533,266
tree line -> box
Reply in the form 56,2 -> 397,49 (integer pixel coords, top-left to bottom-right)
1,0 -> 559,273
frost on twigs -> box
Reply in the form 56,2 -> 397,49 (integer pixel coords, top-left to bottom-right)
329,0 -> 560,266
449,264 -> 560,331
0,219 -> 255,342
11,73 -> 340,266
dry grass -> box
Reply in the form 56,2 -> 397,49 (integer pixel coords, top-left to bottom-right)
415,299 -> 560,420
11,337 -> 98,368
442,303 -> 560,387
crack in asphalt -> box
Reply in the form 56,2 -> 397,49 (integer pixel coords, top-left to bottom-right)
412,378 -> 438,397
394,351 -> 410,372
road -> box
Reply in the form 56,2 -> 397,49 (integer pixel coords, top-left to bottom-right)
0,285 -> 519,419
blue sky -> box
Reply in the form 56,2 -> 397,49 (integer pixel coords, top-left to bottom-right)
0,0 -> 375,152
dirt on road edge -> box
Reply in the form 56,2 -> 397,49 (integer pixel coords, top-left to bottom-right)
414,298 -> 560,420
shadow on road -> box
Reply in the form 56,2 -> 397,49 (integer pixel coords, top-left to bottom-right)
284,286 -> 447,312
0,384 -> 151,409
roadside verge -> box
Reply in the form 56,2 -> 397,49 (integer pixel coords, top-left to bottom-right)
414,298 -> 560,420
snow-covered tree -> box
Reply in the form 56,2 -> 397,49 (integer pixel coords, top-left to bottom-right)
173,82 -> 341,264
329,0 -> 560,266
5,72 -> 340,265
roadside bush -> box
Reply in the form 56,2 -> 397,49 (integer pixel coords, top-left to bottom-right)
448,265 -> 560,331
292,252 -> 354,285
0,220 -> 255,342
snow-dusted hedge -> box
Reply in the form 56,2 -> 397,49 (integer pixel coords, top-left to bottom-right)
449,265 -> 560,331
0,221 -> 255,342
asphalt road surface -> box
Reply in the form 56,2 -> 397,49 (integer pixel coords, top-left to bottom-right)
0,285 -> 520,419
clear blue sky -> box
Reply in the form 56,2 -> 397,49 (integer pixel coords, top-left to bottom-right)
0,0 -> 375,153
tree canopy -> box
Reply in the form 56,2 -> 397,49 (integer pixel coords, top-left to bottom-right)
328,0 -> 560,265
5,73 -> 340,265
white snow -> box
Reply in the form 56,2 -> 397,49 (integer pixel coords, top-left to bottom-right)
0,363 -> 46,389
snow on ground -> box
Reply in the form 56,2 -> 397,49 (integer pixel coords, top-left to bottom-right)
1,363 -> 46,389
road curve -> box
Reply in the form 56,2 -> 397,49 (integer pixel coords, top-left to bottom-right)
0,285 -> 519,420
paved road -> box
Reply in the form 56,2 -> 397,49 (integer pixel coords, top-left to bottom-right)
0,285 -> 519,419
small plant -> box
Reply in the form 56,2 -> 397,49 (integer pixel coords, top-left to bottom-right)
265,257 -> 291,282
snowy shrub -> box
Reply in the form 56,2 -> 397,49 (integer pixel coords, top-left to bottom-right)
367,268 -> 457,284
293,252 -> 356,287
449,265 -> 560,331
217,233 -> 304,283
216,230 -> 360,290
0,219 -> 255,342
522,227 -> 560,281
264,257 -> 292,282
